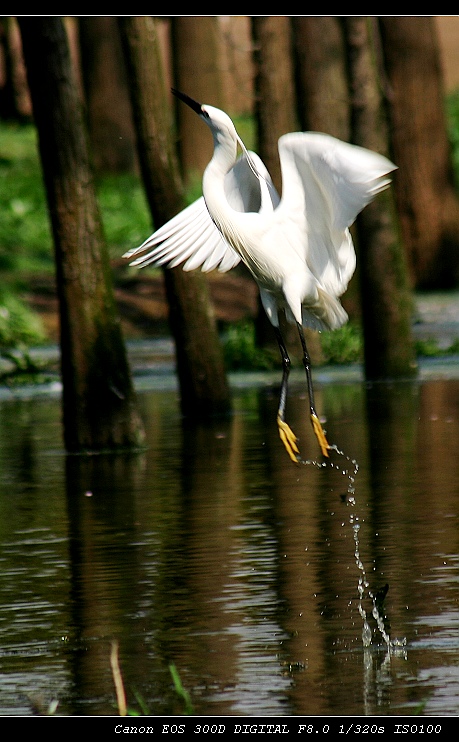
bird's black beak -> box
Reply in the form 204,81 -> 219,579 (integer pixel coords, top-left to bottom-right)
171,88 -> 203,115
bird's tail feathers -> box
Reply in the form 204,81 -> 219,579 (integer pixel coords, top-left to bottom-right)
301,289 -> 348,332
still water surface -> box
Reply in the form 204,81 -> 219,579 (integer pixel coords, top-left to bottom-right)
0,367 -> 458,716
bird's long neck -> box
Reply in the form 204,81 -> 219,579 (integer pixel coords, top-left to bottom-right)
202,133 -> 238,227
206,132 -> 238,180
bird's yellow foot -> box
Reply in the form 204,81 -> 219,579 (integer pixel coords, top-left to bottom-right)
311,413 -> 330,457
277,415 -> 301,463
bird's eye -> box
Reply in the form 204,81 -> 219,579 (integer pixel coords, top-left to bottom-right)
201,109 -> 210,120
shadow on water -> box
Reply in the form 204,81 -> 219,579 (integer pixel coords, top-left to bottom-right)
0,372 -> 458,715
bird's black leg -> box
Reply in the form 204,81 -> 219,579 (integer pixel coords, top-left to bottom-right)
296,322 -> 330,457
274,327 -> 301,463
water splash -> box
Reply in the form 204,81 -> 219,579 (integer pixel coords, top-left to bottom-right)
349,500 -> 406,654
301,442 -> 407,654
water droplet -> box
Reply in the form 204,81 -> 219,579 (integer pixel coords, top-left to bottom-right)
362,622 -> 372,647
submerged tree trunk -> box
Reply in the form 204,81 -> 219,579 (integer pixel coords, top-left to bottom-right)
379,16 -> 459,289
343,17 -> 417,380
18,17 -> 145,452
118,16 -> 231,418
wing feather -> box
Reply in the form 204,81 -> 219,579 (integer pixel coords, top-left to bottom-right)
276,132 -> 396,297
124,149 -> 281,275
278,132 -> 395,229
123,196 -> 241,273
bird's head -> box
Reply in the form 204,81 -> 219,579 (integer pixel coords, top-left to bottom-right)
172,89 -> 265,183
172,88 -> 238,145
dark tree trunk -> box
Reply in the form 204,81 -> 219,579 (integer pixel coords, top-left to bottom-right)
343,17 -> 417,380
0,17 -> 31,120
170,16 -> 226,183
118,16 -> 231,418
78,17 -> 137,173
379,16 -> 459,288
18,17 -> 144,452
292,16 -> 350,140
251,16 -> 297,193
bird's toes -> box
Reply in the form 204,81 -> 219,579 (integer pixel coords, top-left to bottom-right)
311,413 -> 330,457
277,416 -> 301,463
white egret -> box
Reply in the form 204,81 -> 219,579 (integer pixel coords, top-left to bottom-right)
124,89 -> 396,463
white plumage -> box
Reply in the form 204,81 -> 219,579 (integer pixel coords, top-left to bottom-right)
125,90 -> 396,462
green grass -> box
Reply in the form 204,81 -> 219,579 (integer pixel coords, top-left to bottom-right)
415,336 -> 459,357
0,123 -> 53,273
0,285 -> 49,385
0,120 -> 151,355
222,320 -> 365,369
0,287 -> 45,347
94,173 -> 151,260
223,321 -> 278,370
0,121 -> 152,271
320,322 -> 363,365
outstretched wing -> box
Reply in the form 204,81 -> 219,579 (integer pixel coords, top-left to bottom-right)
276,132 -> 396,295
124,151 -> 280,274
123,196 -> 241,273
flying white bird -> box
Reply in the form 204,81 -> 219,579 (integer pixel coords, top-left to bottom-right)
124,89 -> 396,463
